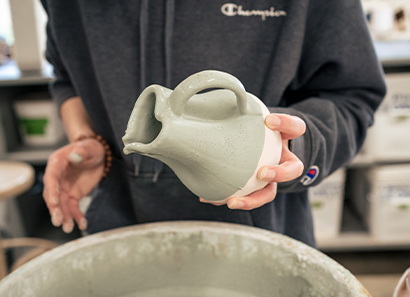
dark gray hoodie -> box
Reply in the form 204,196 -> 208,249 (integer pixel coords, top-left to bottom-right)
40,0 -> 386,246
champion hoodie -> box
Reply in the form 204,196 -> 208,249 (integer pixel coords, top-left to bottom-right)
41,0 -> 385,246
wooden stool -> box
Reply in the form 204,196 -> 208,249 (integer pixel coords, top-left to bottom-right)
0,161 -> 58,280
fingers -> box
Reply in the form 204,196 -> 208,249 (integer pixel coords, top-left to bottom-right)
43,156 -> 64,227
69,199 -> 88,230
51,208 -> 63,227
198,114 -> 305,211
47,191 -> 87,233
258,146 -> 304,184
49,189 -> 77,234
43,139 -> 97,233
265,113 -> 306,140
199,149 -> 302,211
43,145 -> 90,233
227,182 -> 277,210
199,182 -> 278,211
43,173 -> 61,212
198,198 -> 226,206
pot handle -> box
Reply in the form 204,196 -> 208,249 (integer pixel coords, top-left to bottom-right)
168,70 -> 249,116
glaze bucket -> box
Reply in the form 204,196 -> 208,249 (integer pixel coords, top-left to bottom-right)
0,222 -> 370,297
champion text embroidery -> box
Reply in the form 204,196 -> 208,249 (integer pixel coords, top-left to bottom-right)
221,3 -> 287,21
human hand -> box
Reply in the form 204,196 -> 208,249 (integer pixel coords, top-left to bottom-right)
43,138 -> 105,233
200,113 -> 306,210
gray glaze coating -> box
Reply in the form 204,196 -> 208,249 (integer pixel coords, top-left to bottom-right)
0,222 -> 371,297
122,70 -> 266,201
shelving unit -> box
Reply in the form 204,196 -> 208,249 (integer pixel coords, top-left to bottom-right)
6,144 -> 65,164
0,60 -> 53,86
315,68 -> 410,252
351,154 -> 410,168
317,196 -> 410,252
374,40 -> 410,68
318,232 -> 410,252
0,61 -> 62,164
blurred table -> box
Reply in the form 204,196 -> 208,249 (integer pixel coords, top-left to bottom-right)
0,161 -> 57,279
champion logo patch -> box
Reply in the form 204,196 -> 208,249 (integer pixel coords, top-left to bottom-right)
300,165 -> 319,186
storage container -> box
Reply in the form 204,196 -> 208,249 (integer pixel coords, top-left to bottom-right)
368,164 -> 410,241
362,72 -> 410,161
308,169 -> 345,239
351,164 -> 410,242
13,97 -> 65,147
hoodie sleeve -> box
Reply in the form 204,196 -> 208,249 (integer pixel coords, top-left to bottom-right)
40,0 -> 78,111
274,0 -> 386,192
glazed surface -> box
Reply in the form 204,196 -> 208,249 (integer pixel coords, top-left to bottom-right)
123,71 -> 277,201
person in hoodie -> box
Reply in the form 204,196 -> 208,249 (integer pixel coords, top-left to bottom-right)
40,0 -> 386,247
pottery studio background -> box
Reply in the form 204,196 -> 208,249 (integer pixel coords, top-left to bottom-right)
0,0 -> 410,296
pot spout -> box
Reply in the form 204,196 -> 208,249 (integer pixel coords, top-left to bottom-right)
122,86 -> 164,155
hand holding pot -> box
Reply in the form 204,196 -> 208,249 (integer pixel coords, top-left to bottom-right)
43,138 -> 105,233
201,113 -> 306,210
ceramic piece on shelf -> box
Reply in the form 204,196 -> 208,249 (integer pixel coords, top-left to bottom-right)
122,70 -> 282,202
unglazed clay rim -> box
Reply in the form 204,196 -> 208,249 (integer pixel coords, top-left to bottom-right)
229,94 -> 282,200
0,221 -> 370,297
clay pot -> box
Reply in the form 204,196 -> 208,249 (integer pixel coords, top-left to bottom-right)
123,70 -> 282,202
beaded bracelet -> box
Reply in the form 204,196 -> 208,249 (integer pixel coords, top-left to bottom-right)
76,134 -> 113,178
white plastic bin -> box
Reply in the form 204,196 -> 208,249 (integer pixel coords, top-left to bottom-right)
13,98 -> 65,147
308,169 -> 345,239
367,164 -> 410,241
362,72 -> 410,161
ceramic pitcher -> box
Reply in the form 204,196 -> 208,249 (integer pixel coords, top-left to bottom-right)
122,70 -> 282,202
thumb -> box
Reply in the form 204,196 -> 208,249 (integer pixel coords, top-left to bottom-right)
67,144 -> 89,164
70,138 -> 106,168
67,140 -> 102,165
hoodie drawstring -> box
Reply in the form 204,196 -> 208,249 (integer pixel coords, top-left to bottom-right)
136,0 -> 175,182
133,0 -> 148,178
